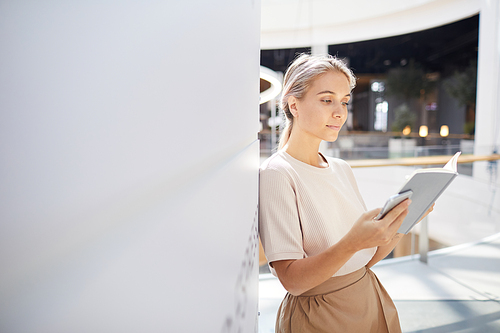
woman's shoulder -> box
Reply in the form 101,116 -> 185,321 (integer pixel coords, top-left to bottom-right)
260,151 -> 292,173
259,152 -> 299,193
260,151 -> 302,187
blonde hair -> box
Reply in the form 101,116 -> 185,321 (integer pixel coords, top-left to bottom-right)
278,54 -> 356,149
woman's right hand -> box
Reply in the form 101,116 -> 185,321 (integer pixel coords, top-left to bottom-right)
346,199 -> 411,251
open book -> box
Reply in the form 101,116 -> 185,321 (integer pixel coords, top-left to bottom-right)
396,151 -> 461,234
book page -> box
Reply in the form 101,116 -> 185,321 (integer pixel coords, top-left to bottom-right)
443,151 -> 461,172
408,152 -> 462,175
396,151 -> 461,234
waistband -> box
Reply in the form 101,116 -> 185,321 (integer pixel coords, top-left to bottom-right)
298,266 -> 368,297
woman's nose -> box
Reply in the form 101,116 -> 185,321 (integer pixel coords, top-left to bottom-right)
332,105 -> 344,118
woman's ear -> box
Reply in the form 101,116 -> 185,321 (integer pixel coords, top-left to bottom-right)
288,96 -> 298,117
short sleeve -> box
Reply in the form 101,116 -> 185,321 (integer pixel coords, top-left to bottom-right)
259,168 -> 305,264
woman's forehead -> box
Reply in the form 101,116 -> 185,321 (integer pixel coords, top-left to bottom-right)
308,71 -> 351,95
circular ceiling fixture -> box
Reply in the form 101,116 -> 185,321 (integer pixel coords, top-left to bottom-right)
260,66 -> 282,104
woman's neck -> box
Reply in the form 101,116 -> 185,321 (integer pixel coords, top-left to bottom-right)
284,134 -> 328,168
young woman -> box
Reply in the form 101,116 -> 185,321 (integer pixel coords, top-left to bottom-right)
259,54 -> 432,332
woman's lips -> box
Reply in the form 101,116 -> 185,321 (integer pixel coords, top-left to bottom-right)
327,125 -> 341,131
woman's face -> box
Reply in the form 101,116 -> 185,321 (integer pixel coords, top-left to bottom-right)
289,70 -> 351,143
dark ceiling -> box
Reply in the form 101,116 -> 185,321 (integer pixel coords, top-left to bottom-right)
261,14 -> 479,77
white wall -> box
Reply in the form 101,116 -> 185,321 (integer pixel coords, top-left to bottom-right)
474,0 -> 500,184
0,1 -> 260,332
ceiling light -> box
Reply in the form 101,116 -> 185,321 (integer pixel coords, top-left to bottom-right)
260,66 -> 282,104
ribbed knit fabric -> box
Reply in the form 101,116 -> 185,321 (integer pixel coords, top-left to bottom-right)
259,150 -> 376,277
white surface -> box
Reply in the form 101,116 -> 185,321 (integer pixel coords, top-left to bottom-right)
261,0 -> 480,49
0,1 -> 261,332
474,0 -> 500,184
373,234 -> 500,301
373,260 -> 489,301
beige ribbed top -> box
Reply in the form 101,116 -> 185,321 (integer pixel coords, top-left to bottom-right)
259,150 -> 376,277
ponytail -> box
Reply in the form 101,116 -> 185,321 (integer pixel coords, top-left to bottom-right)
278,116 -> 292,149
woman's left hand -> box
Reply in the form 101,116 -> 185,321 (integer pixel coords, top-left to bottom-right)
417,203 -> 435,224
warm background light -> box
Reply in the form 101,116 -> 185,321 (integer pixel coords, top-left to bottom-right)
402,125 -> 412,136
419,125 -> 429,137
440,125 -> 449,137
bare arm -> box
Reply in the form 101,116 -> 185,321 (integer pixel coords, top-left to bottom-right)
272,235 -> 359,296
273,200 -> 411,296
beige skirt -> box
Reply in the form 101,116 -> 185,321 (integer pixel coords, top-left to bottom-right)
275,267 -> 401,333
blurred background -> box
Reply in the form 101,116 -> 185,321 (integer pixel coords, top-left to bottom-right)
258,1 -> 500,332
259,2 -> 481,164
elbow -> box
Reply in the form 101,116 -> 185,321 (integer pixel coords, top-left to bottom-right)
279,278 -> 307,296
288,289 -> 304,297
272,260 -> 308,296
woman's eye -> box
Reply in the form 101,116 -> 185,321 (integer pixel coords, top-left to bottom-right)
322,99 -> 332,103
342,102 -> 349,106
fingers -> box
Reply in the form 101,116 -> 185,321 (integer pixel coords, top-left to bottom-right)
353,203 -> 411,248
384,199 -> 411,222
367,207 -> 383,220
418,203 -> 435,222
381,199 -> 411,235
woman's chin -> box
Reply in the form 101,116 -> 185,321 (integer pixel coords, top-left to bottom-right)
324,134 -> 339,142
